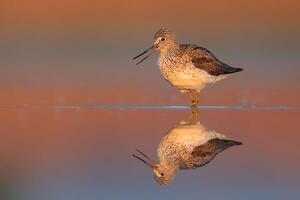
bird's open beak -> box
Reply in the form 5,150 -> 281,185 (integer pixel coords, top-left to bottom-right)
132,149 -> 154,168
133,45 -> 156,65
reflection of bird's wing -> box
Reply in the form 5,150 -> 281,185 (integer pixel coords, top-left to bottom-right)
181,44 -> 243,76
183,138 -> 242,169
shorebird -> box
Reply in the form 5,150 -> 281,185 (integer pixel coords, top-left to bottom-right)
132,114 -> 242,186
133,28 -> 243,107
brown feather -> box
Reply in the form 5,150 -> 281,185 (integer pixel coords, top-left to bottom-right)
181,45 -> 243,76
184,138 -> 242,168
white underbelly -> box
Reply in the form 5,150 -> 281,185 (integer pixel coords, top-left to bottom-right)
160,65 -> 219,91
167,124 -> 224,147
158,123 -> 227,159
168,74 -> 207,91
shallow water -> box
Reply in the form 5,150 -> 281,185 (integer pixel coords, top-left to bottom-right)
0,106 -> 299,200
2,1 -> 300,199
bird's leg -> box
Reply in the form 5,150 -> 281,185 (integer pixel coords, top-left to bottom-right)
194,91 -> 200,105
187,111 -> 194,124
188,108 -> 200,124
194,109 -> 199,122
187,90 -> 195,102
188,91 -> 197,108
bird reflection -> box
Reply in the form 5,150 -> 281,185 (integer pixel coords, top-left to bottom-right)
133,111 -> 242,186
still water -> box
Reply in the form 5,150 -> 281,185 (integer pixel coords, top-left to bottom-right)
0,107 -> 299,200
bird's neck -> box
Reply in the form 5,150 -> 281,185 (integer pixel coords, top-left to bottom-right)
159,42 -> 180,66
161,40 -> 179,55
159,160 -> 179,173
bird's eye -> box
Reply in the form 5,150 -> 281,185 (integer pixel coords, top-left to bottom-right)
160,38 -> 165,41
160,173 -> 164,176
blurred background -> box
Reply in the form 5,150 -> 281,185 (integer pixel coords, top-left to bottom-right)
0,1 -> 300,199
1,0 -> 300,106
1,109 -> 300,199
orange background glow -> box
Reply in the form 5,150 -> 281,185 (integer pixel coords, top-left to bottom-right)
1,0 -> 300,106
0,1 -> 300,198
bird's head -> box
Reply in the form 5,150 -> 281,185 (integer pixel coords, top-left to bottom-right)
152,163 -> 177,186
153,28 -> 177,52
133,28 -> 178,65
132,149 -> 177,186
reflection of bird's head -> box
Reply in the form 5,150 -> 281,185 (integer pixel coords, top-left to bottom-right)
152,162 -> 178,186
132,149 -> 178,186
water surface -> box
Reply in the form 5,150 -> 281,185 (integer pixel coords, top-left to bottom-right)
0,106 -> 299,199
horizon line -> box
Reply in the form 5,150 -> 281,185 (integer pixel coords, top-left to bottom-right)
0,104 -> 299,111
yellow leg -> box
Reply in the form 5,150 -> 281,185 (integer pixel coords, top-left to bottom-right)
188,108 -> 200,124
194,92 -> 200,105
189,91 -> 201,108
188,91 -> 194,101
187,91 -> 196,107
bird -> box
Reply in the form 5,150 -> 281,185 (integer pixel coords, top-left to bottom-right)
132,113 -> 242,186
133,28 -> 243,107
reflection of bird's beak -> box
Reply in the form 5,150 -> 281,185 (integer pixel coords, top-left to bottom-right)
133,45 -> 157,65
132,149 -> 154,168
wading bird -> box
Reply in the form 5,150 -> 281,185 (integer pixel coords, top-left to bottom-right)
133,113 -> 242,186
133,28 -> 243,107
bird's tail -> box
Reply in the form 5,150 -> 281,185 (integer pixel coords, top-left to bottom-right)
230,67 -> 243,73
219,139 -> 243,149
221,63 -> 243,74
210,138 -> 243,153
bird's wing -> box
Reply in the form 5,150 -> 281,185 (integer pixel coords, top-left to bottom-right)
181,44 -> 242,76
185,138 -> 242,168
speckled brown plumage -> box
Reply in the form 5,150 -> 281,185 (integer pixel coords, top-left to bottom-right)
133,28 -> 243,107
187,138 -> 242,168
132,113 -> 243,186
154,120 -> 242,185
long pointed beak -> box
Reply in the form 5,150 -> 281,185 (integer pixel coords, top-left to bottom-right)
132,149 -> 154,168
133,46 -> 155,65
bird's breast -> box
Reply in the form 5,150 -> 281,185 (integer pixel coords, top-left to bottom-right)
158,55 -> 187,78
159,62 -> 210,91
